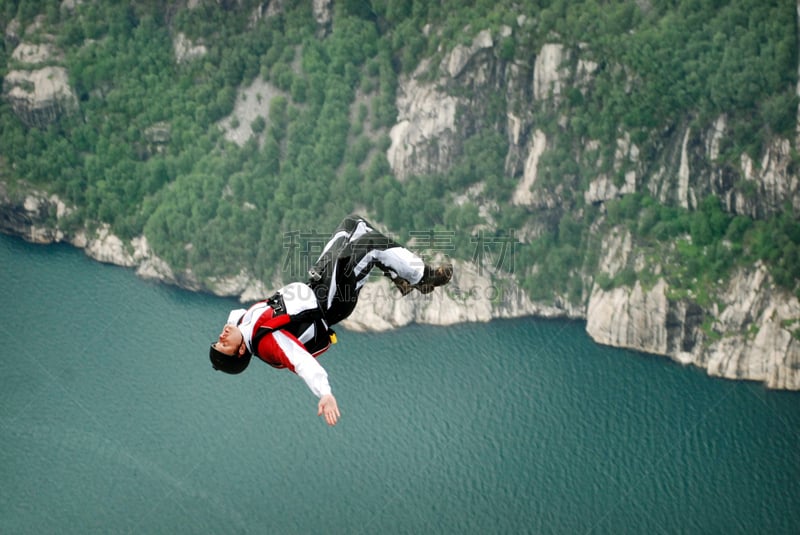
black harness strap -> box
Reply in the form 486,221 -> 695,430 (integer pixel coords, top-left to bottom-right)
250,291 -> 329,356
251,292 -> 288,351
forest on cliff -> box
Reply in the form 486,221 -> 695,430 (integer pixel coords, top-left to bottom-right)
1,0 -> 798,303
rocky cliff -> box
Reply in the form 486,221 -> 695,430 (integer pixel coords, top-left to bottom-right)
586,230 -> 800,389
3,16 -> 78,128
2,3 -> 799,390
383,20 -> 800,389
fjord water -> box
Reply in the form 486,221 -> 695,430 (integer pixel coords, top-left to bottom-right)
1,232 -> 798,535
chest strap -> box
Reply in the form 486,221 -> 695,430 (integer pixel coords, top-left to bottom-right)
251,293 -> 291,350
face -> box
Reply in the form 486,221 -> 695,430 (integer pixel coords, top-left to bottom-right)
213,324 -> 245,357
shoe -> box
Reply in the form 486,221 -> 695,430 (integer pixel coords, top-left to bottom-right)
415,263 -> 453,294
392,276 -> 414,296
389,264 -> 453,296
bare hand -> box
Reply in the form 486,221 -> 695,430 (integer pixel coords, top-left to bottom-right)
317,394 -> 340,426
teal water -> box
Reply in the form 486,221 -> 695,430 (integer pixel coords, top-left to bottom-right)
1,232 -> 798,534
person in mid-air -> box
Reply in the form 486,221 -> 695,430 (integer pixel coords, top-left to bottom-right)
209,215 -> 453,426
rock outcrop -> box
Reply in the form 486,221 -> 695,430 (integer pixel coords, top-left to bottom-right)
0,182 -> 68,243
4,65 -> 78,128
586,267 -> 800,390
388,57 -> 460,181
173,32 -> 207,64
3,22 -> 78,128
582,223 -> 800,389
341,258 -> 568,332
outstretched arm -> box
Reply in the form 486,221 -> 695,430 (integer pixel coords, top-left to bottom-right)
318,394 -> 340,426
271,331 -> 340,425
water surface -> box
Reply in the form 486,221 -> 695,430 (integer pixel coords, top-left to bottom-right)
1,233 -> 798,534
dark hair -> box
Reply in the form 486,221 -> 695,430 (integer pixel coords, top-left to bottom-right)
209,344 -> 252,374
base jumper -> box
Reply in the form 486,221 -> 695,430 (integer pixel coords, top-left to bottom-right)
209,215 -> 453,426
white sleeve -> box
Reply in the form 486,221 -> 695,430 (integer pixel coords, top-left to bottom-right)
272,330 -> 332,398
226,308 -> 247,324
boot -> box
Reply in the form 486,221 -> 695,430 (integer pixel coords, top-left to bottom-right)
390,263 -> 453,296
391,275 -> 414,296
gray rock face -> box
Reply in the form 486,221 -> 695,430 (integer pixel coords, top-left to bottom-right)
0,182 -> 65,243
379,27 -> 800,389
4,66 -> 78,128
586,267 -> 800,390
4,33 -> 78,128
583,226 -> 800,389
388,59 -> 460,181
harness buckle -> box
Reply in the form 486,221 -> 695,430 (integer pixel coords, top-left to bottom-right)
266,292 -> 287,316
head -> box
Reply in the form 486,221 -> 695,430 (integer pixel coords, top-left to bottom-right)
209,324 -> 251,374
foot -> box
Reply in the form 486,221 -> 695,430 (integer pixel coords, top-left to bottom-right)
390,264 -> 453,296
391,276 -> 414,296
